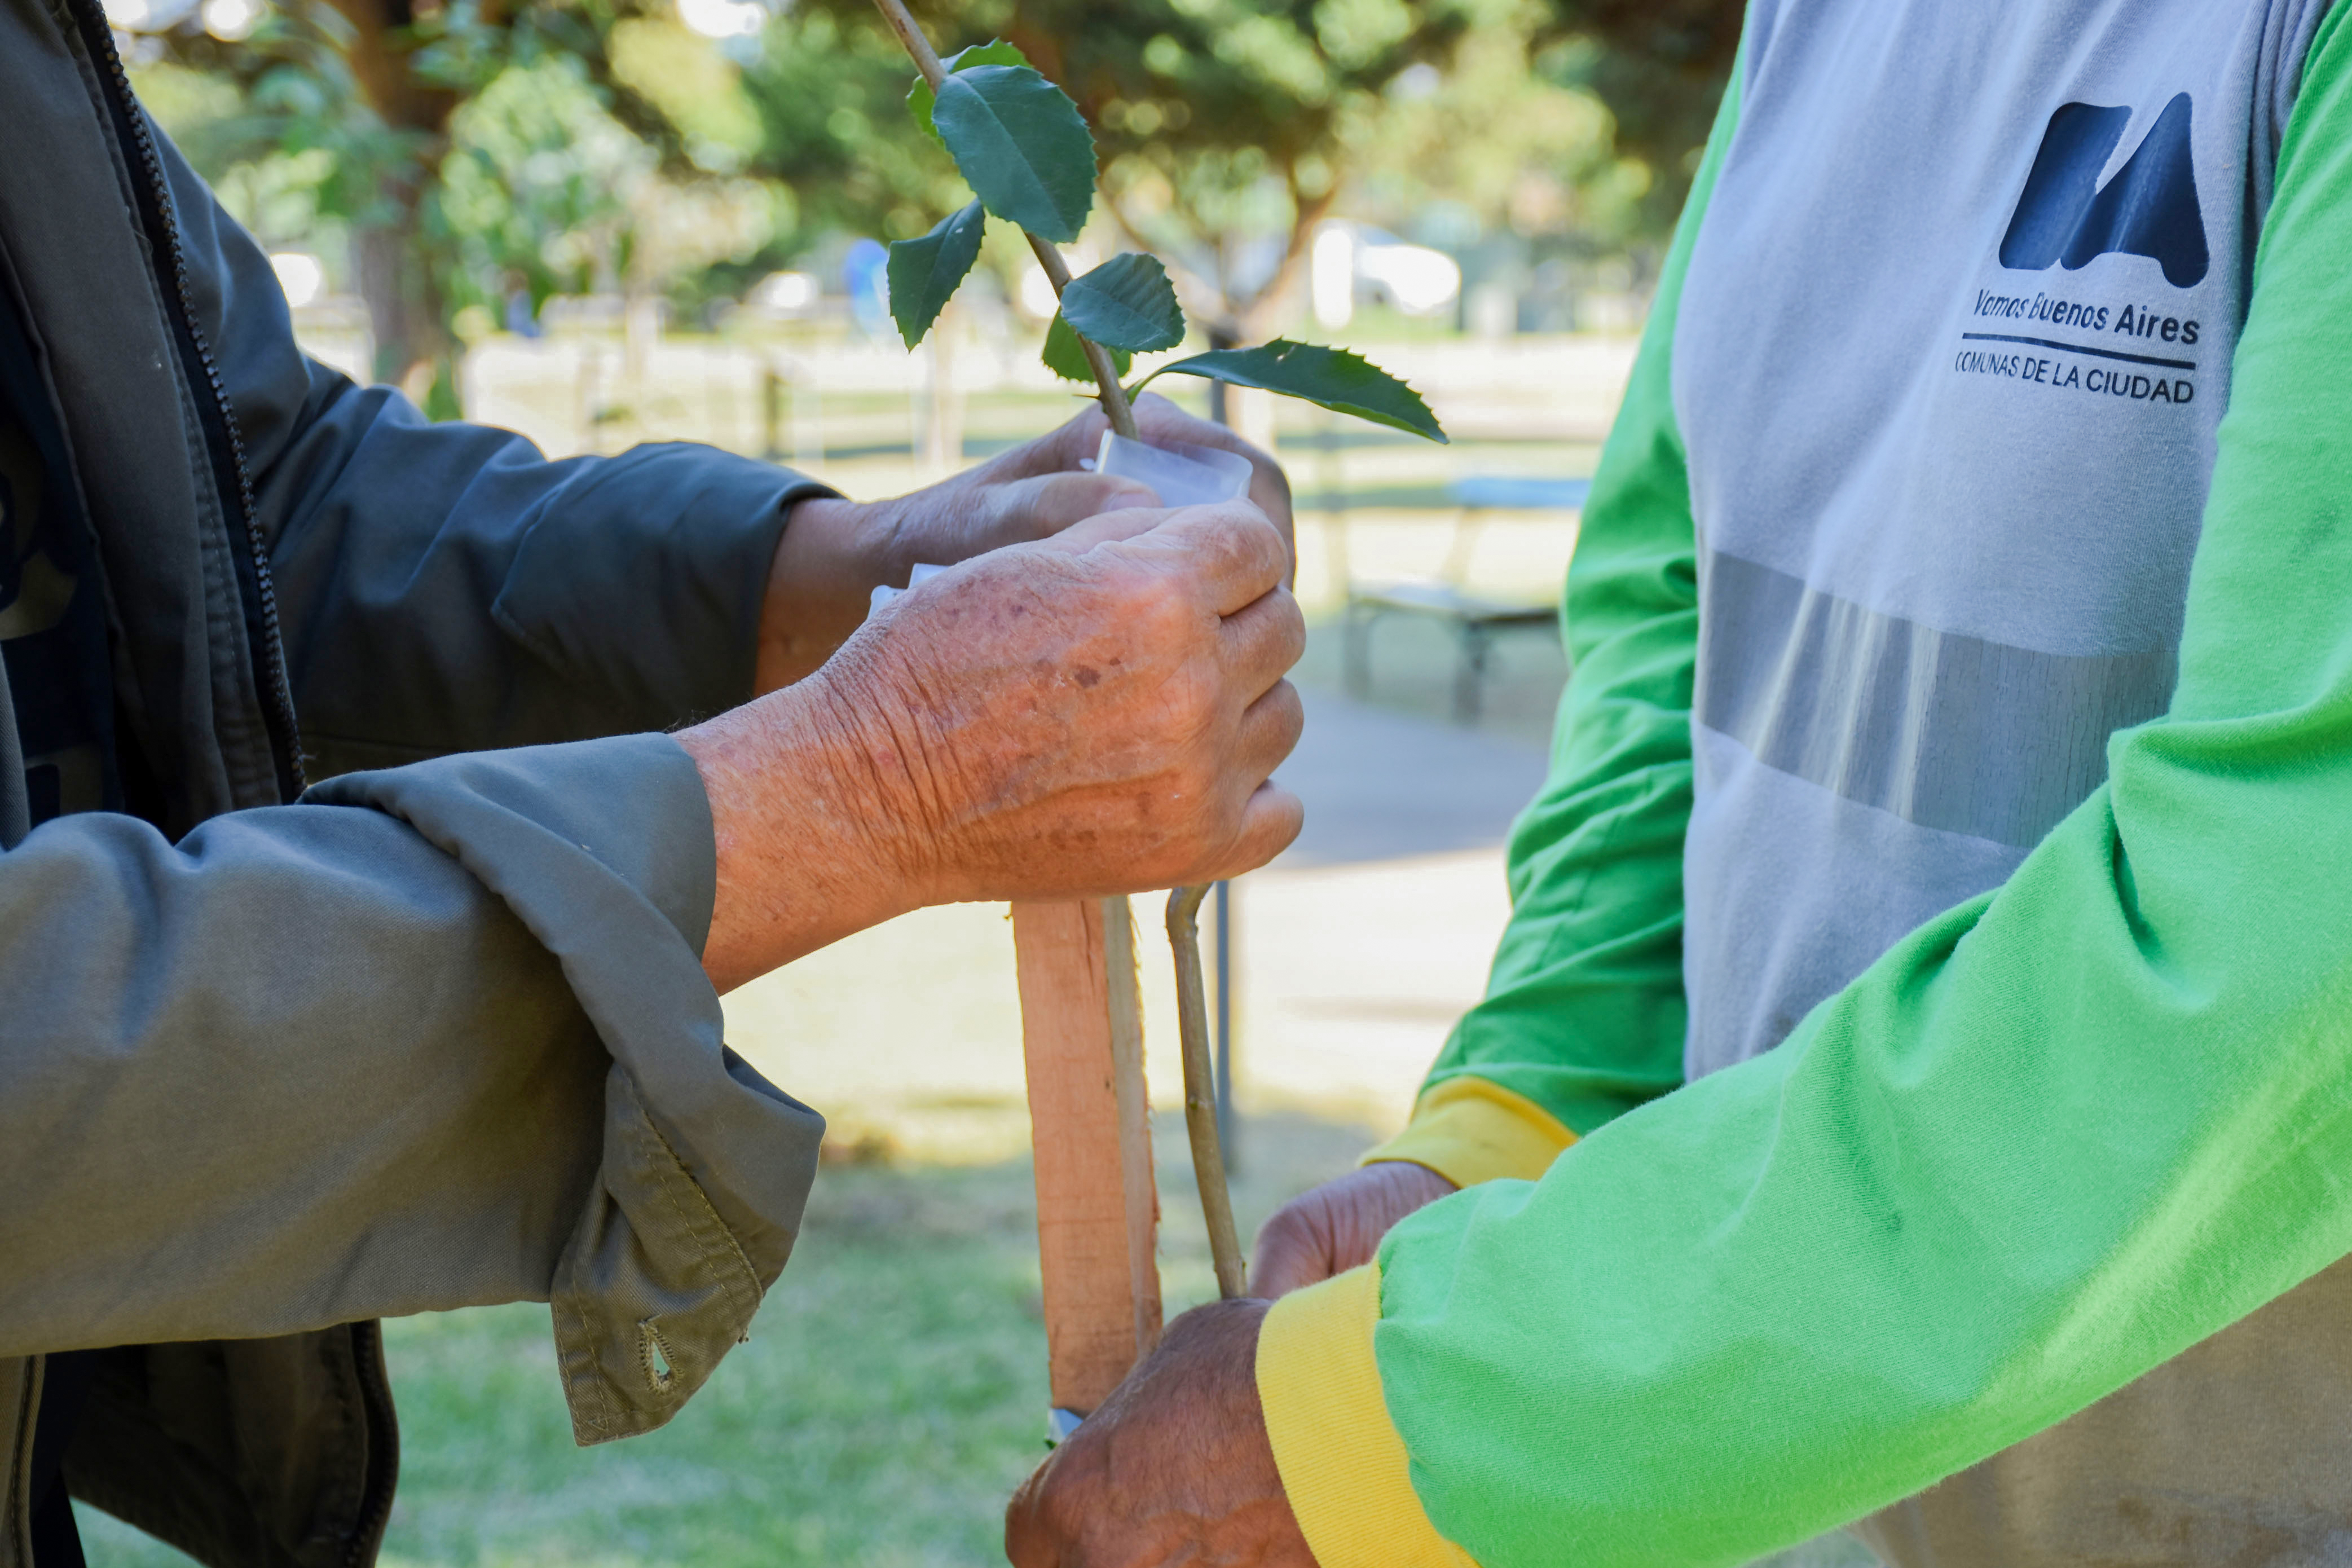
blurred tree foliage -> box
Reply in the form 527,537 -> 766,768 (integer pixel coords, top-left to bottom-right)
1345,25 -> 1640,258
130,0 -> 1736,409
827,0 -> 1514,340
1330,0 -> 1736,296
1539,0 -> 1740,235
135,0 -> 787,411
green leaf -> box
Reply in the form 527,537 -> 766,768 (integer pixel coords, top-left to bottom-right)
1138,340 -> 1448,442
886,201 -> 986,347
930,65 -> 1095,243
1042,312 -> 1132,384
1059,254 -> 1185,353
906,39 -> 1033,147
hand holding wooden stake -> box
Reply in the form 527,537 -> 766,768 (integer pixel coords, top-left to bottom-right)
689,498 -> 1301,991
862,0 -> 1443,1434
866,0 -> 1226,1428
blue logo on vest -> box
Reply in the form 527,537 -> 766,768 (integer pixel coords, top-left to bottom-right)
1999,93 -> 2207,288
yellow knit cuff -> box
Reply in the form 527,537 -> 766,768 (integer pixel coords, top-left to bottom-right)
1362,1076 -> 1577,1188
1257,1264 -> 1478,1568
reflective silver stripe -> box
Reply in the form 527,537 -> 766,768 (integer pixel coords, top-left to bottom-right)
1697,550 -> 2177,848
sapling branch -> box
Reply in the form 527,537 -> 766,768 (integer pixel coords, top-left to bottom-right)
866,0 -> 1138,441
1021,236 -> 1141,440
868,0 -> 946,81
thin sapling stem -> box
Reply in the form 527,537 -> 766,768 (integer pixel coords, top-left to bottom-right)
1020,237 -> 1140,439
1168,882 -> 1247,1298
867,0 -> 1138,440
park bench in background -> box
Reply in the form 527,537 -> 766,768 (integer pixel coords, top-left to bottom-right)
1344,474 -> 1588,723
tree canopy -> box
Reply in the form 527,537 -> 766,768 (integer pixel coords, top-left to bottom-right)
831,0 -> 1526,338
125,0 -> 1739,408
1540,0 -> 1740,233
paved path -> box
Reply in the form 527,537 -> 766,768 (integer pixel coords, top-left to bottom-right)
1274,684 -> 1551,867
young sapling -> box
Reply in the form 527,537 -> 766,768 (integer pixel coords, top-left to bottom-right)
864,0 -> 1447,1390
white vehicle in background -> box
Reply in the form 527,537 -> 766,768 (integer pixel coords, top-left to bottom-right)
1311,221 -> 1463,328
747,271 -> 822,319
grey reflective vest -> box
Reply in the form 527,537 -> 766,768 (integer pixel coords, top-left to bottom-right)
1675,0 -> 2335,1076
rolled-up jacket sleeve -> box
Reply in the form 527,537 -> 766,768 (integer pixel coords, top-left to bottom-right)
0,732 -> 823,1444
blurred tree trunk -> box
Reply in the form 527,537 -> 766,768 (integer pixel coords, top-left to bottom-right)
323,0 -> 465,410
351,178 -> 453,408
1096,180 -> 1337,355
1228,183 -> 1336,345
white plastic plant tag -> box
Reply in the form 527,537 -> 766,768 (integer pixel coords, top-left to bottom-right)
866,440 -> 1249,623
866,561 -> 949,618
1094,431 -> 1253,508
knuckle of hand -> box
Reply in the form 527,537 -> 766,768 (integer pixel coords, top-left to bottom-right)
1179,762 -> 1222,815
1263,1202 -> 1314,1248
1222,526 -> 1284,597
1225,497 -> 1279,544
1126,574 -> 1200,650
1276,593 -> 1308,645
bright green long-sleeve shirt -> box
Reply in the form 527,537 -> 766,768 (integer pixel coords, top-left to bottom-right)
1258,3 -> 2352,1563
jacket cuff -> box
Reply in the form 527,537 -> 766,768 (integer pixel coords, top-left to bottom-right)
1361,1076 -> 1578,1188
307,733 -> 824,1443
1258,1265 -> 1479,1568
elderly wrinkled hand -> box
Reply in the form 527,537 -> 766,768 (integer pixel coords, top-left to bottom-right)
757,393 -> 1292,690
1005,1300 -> 1316,1568
1252,1161 -> 1459,1299
684,495 -> 1305,992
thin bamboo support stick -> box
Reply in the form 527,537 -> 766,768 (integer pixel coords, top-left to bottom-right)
1168,883 -> 1247,1298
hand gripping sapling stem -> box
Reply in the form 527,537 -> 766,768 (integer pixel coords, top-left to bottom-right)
865,2 -> 1168,1444
866,0 -> 1447,1421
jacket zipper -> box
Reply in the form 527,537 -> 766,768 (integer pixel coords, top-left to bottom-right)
65,0 -> 306,799
343,1320 -> 401,1568
50,23 -> 386,1567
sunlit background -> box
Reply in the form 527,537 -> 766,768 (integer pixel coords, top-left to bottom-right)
77,2 -> 1873,1565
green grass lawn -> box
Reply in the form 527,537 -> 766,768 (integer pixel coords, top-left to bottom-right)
77,1112 -> 1882,1567
77,1116 -> 1376,1568
375,1157 -> 1056,1568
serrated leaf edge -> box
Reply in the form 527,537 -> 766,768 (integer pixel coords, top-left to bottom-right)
1132,340 -> 1448,443
1042,312 -> 1133,383
1060,254 -> 1185,353
930,66 -> 1095,244
887,200 -> 985,348
906,38 -> 1033,147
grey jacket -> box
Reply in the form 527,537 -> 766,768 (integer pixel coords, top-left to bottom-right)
0,0 -> 835,1561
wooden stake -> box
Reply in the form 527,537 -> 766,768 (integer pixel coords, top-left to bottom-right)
1013,896 -> 1160,1417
